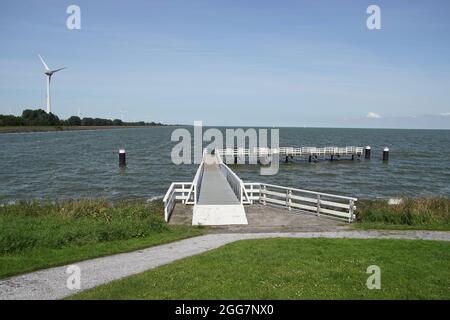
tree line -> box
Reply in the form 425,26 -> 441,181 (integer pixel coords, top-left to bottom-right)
0,109 -> 166,127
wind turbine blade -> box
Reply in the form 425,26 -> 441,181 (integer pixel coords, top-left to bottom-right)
51,67 -> 66,73
38,54 -> 50,71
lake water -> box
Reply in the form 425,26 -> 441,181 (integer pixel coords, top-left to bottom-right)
0,127 -> 449,203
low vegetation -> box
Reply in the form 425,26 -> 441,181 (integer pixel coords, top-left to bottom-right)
70,238 -> 450,299
0,200 -> 205,278
0,109 -> 166,127
356,197 -> 450,230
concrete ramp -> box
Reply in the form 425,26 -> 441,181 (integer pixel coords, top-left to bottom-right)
192,153 -> 248,225
192,205 -> 248,225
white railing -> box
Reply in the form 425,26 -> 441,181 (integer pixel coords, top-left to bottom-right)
215,150 -> 250,204
185,161 -> 204,205
163,150 -> 207,222
216,146 -> 363,157
163,182 -> 194,222
243,182 -> 357,222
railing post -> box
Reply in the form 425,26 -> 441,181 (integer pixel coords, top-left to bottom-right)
287,189 -> 292,211
240,184 -> 243,204
181,184 -> 185,204
262,185 -> 266,205
349,200 -> 354,223
316,194 -> 321,216
194,185 -> 197,205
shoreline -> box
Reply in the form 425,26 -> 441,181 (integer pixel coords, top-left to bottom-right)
0,125 -> 170,134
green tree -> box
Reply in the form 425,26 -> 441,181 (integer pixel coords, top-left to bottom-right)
67,116 -> 81,126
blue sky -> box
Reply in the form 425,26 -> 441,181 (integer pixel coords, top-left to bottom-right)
0,0 -> 449,128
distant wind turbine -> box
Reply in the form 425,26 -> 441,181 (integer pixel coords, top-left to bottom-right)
38,54 -> 66,114
119,108 -> 127,121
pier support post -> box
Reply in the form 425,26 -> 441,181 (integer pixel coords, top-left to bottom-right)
308,155 -> 312,162
365,146 -> 371,159
119,149 -> 126,167
330,155 -> 334,161
234,155 -> 237,164
383,147 -> 389,162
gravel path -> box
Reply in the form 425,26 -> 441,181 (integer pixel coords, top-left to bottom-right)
1,230 -> 449,300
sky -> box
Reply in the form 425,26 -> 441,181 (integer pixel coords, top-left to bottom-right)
0,0 -> 449,128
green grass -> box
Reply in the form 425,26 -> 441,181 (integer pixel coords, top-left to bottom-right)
355,197 -> 450,230
70,238 -> 450,300
0,200 -> 205,278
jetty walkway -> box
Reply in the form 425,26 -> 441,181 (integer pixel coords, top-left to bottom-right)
163,149 -> 358,225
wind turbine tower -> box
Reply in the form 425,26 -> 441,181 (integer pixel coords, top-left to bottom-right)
38,54 -> 65,114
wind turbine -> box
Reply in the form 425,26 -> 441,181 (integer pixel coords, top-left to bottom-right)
119,108 -> 127,121
38,54 -> 65,114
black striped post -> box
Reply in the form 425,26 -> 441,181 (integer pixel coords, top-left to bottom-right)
365,146 -> 371,159
383,147 -> 389,162
119,149 -> 126,166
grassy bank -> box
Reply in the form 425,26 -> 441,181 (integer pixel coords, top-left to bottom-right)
70,238 -> 450,299
355,197 -> 450,230
0,200 -> 205,278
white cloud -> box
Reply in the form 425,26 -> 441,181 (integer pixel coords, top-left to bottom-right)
440,112 -> 450,117
366,112 -> 381,119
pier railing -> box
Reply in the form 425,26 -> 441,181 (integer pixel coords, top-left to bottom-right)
243,182 -> 357,222
163,149 -> 207,221
216,146 -> 363,158
215,151 -> 250,204
163,182 -> 193,222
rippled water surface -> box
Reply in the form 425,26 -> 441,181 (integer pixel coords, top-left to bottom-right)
0,127 -> 449,202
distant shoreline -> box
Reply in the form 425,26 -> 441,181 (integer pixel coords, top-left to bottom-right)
0,125 -> 170,134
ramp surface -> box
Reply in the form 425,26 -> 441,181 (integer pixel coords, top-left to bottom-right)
193,205 -> 248,225
193,154 -> 247,225
198,157 -> 239,205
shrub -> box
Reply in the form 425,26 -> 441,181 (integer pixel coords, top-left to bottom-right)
356,197 -> 449,226
0,200 -> 168,254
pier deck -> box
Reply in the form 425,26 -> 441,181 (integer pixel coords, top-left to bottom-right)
163,148 -> 358,226
198,154 -> 239,205
216,146 -> 364,163
170,203 -> 350,233
192,154 -> 247,225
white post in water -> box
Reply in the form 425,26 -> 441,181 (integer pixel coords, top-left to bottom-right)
119,149 -> 126,166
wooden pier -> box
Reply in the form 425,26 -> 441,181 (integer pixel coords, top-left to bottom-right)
163,150 -> 358,226
215,146 -> 364,163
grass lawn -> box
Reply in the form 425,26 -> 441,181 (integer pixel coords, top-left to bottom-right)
0,200 -> 205,278
70,238 -> 450,300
